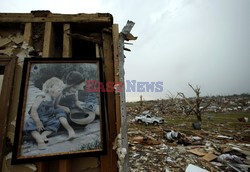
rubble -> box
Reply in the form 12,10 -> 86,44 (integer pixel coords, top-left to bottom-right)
217,154 -> 244,163
202,153 -> 217,162
238,117 -> 249,122
127,97 -> 250,171
192,122 -> 201,130
0,32 -> 41,58
217,135 -> 233,140
165,131 -> 180,141
131,135 -> 161,145
185,164 -> 209,172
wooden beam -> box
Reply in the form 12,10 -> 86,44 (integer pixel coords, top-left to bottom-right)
23,22 -> 32,45
58,23 -> 73,172
96,44 -> 100,58
125,33 -> 137,41
36,162 -> 48,172
63,24 -> 72,58
100,32 -> 118,172
40,22 -> 56,172
0,57 -> 16,171
43,22 -> 55,57
22,22 -> 50,172
118,20 -> 135,172
68,33 -> 102,44
112,24 -> 121,134
58,159 -> 71,172
0,13 -> 113,24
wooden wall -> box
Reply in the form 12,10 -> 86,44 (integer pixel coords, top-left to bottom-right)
0,12 -> 119,172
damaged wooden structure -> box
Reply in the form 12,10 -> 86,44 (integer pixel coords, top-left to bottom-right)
0,11 -> 136,172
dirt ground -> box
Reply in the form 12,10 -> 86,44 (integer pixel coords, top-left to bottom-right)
127,102 -> 250,172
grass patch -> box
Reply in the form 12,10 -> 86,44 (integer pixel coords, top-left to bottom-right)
162,112 -> 250,132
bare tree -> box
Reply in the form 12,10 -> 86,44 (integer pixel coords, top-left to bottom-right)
177,84 -> 211,122
140,95 -> 143,107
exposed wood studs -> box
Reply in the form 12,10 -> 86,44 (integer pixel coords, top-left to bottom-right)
63,24 -> 72,58
42,22 -> 54,57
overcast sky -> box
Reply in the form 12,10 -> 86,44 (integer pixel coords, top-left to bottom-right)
1,0 -> 250,101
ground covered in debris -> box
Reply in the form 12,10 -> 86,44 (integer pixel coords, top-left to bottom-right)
127,101 -> 250,172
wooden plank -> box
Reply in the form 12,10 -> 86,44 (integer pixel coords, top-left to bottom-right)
43,22 -> 55,57
112,24 -> 121,133
36,162 -> 48,172
23,22 -> 50,172
63,24 -> 72,58
23,22 -> 32,45
0,13 -> 113,24
58,159 -> 71,172
58,23 -> 72,172
118,21 -> 136,172
99,47 -> 104,58
188,149 -> 206,156
100,32 -> 118,172
68,33 -> 102,44
0,57 -> 16,171
42,21 -> 72,172
202,153 -> 217,162
95,44 -> 100,58
41,22 -> 56,172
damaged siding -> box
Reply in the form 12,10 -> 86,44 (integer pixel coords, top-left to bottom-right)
0,11 -> 120,172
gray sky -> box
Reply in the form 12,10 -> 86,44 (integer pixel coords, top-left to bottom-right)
1,0 -> 250,101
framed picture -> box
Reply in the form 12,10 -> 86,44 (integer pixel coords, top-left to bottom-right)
12,58 -> 106,164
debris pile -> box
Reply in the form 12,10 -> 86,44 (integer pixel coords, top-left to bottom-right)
0,32 -> 42,58
127,101 -> 250,171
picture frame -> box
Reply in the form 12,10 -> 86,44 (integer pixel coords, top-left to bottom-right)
12,58 -> 106,164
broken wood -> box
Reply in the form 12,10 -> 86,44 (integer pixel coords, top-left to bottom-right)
188,149 -> 206,156
124,42 -> 133,45
63,24 -> 72,58
124,47 -> 131,51
125,33 -> 137,41
112,24 -> 121,133
31,10 -> 51,17
0,13 -> 113,24
95,44 -> 100,58
131,136 -> 161,145
202,153 -> 217,162
100,31 -> 117,172
68,33 -> 102,44
118,20 -> 136,172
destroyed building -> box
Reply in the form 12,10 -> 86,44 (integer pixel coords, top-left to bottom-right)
0,11 -> 136,172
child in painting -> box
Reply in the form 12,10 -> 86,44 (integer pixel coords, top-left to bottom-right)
58,71 -> 86,111
24,77 -> 76,149
57,71 -> 98,124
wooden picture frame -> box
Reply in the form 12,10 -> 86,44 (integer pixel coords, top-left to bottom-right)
12,58 -> 106,164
